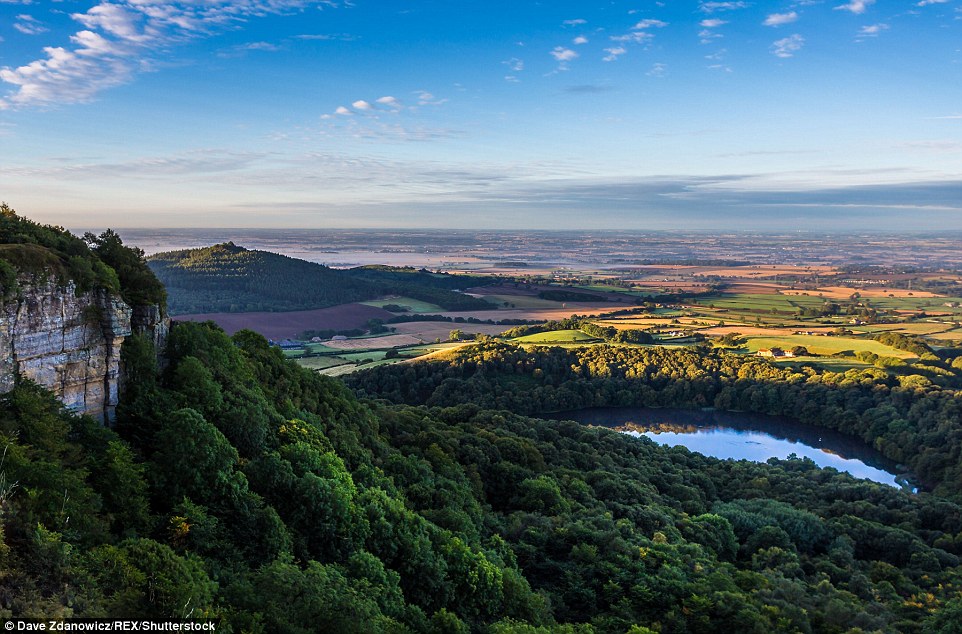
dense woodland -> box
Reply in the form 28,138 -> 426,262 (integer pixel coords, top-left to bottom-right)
0,204 -> 165,309
1,322 -> 962,631
148,244 -> 494,314
3,213 -> 962,631
349,342 -> 962,499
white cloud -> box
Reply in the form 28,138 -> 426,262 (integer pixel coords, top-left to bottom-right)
414,90 -> 446,106
376,95 -> 401,108
335,106 -> 352,115
917,0 -> 947,5
699,2 -> 749,13
1,1 -> 341,109
503,58 -> 524,72
13,14 -> 48,35
352,99 -> 372,110
603,46 -> 627,62
550,46 -> 579,62
858,23 -> 889,36
700,19 -> 728,27
572,35 -> 588,45
771,33 -> 805,57
610,31 -> 653,44
764,12 -> 799,26
647,62 -> 667,77
834,0 -> 875,14
562,18 -> 587,26
633,19 -> 668,29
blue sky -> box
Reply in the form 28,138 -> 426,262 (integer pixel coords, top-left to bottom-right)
1,0 -> 961,230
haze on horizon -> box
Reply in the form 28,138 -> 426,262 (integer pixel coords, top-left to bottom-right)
1,0 -> 961,231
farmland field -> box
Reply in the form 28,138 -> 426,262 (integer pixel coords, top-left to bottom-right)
173,303 -> 394,339
321,333 -> 423,350
743,335 -> 916,358
295,356 -> 350,370
361,296 -> 445,313
512,329 -> 598,343
389,321 -> 509,342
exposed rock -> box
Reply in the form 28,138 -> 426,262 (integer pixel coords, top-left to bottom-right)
0,278 -> 168,423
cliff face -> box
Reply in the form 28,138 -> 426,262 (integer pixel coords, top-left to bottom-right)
0,279 -> 168,422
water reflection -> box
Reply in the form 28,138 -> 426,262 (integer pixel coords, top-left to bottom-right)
553,408 -> 917,490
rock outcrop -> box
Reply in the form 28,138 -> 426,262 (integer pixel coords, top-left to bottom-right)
0,278 -> 168,422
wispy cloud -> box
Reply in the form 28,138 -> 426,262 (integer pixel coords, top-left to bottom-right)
772,34 -> 805,57
13,14 -> 48,35
603,46 -> 627,62
1,1 -> 344,109
834,0 -> 875,14
700,19 -> 728,28
699,2 -> 749,13
764,12 -> 799,26
917,0 -> 947,5
633,19 -> 668,29
294,33 -> 357,41
858,23 -> 889,37
503,58 -> 524,72
572,35 -> 588,45
562,18 -> 587,26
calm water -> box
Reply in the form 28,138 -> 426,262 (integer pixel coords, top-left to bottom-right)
553,408 -> 916,490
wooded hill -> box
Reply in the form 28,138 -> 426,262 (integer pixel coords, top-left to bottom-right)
147,243 -> 495,314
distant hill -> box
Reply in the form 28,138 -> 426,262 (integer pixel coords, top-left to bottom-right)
148,243 -> 495,315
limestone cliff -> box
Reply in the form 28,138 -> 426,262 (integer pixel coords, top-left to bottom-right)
0,278 -> 168,422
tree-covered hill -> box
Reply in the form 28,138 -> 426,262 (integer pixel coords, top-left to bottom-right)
3,320 -> 962,631
348,341 -> 962,499
147,244 -> 494,315
0,203 -> 165,309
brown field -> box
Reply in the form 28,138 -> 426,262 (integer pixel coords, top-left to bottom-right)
695,264 -> 835,278
429,305 -> 617,322
780,286 -> 942,299
321,334 -> 424,350
174,303 -> 395,339
625,281 -> 709,292
928,329 -> 962,341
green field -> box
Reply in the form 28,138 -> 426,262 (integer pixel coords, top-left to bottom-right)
577,284 -> 651,297
512,329 -> 599,343
361,296 -> 445,313
862,296 -> 962,313
482,294 -> 571,309
694,293 -> 827,312
744,334 -> 915,358
294,356 -> 350,370
853,322 -> 957,336
773,356 -> 870,372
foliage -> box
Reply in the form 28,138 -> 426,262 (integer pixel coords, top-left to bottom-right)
147,245 -> 493,315
351,342 -> 962,498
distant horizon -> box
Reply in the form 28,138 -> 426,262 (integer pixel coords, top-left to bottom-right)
3,1 -> 960,230
73,225 -> 962,237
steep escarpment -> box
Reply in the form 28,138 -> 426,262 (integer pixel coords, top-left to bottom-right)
0,204 -> 167,421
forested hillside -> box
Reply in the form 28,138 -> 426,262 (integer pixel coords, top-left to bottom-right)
2,320 -> 962,631
5,215 -> 962,631
148,244 -> 494,314
349,342 -> 962,499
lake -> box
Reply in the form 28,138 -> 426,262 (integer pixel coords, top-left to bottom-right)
552,407 -> 916,490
